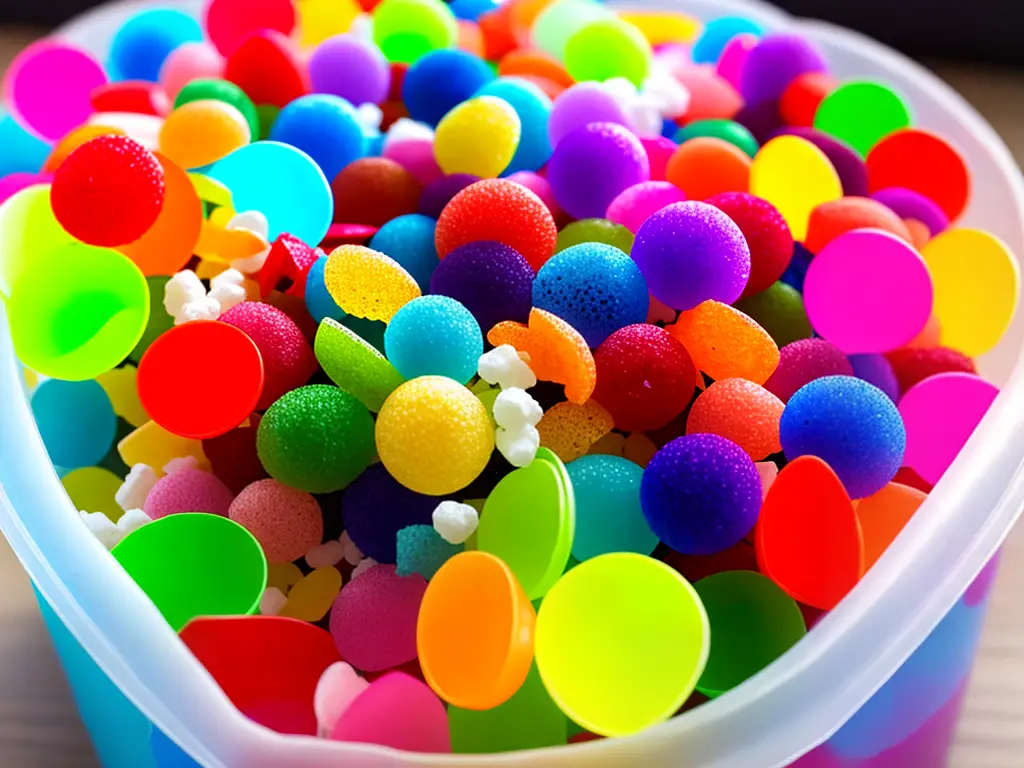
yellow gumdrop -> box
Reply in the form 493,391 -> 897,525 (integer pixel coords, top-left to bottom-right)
297,0 -> 361,45
160,100 -> 251,171
118,421 -> 211,477
624,432 -> 657,468
0,185 -> 76,298
267,561 -> 304,592
62,467 -> 123,521
749,136 -> 842,242
537,400 -> 614,463
376,376 -> 494,495
96,366 -> 148,427
434,96 -> 522,178
588,431 -> 626,457
921,228 -> 1020,357
324,244 -> 421,322
280,567 -> 343,622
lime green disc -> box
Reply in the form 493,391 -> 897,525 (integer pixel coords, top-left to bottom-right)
555,218 -> 634,255
314,318 -> 404,412
373,0 -> 457,64
112,513 -> 267,632
62,466 -> 124,520
534,553 -> 709,737
0,184 -> 76,298
676,119 -> 759,157
129,276 -> 175,364
174,79 -> 260,142
533,0 -> 615,61
733,281 -> 813,348
813,81 -> 912,156
564,18 -> 652,88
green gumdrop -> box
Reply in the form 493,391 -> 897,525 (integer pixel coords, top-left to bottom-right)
129,276 -> 175,364
256,104 -> 281,141
396,524 -> 464,580
113,513 -> 267,632
174,78 -> 260,142
734,281 -> 813,348
0,184 -> 77,298
315,318 -> 404,412
556,218 -> 634,255
564,18 -> 652,87
373,0 -> 457,64
813,81 -> 912,157
449,663 -> 568,753
342,314 -> 387,354
256,385 -> 376,493
676,119 -> 759,157
693,570 -> 806,697
533,0 -> 614,61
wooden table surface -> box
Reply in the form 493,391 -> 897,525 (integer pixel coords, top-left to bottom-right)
2,26 -> 1024,768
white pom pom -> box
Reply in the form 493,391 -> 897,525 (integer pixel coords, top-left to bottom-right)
495,424 -> 540,468
115,464 -> 158,512
492,387 -> 543,430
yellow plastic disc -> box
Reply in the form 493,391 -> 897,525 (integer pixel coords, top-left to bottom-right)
96,365 -> 149,427
296,0 -> 361,46
118,421 -> 211,477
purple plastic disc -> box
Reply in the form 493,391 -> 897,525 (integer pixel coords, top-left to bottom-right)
740,33 -> 828,105
309,35 -> 391,107
770,126 -> 868,197
419,173 -> 478,218
872,187 -> 950,237
548,82 -> 633,147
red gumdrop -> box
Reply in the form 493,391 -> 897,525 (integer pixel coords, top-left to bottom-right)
661,539 -> 758,583
892,466 -> 934,494
206,0 -> 297,56
755,455 -> 864,610
224,31 -> 308,108
51,134 -> 165,247
257,233 -> 323,299
90,81 -> 169,116
884,346 -> 977,396
592,324 -> 697,433
779,72 -> 836,127
265,291 -> 320,343
203,414 -> 268,495
435,178 -> 558,271
764,338 -> 854,402
332,157 -> 422,227
219,301 -> 318,410
706,191 -> 794,299
803,197 -> 913,255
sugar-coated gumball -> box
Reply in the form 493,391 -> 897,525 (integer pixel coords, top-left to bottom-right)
342,464 -> 439,563
564,18 -> 651,87
144,468 -> 235,520
309,35 -> 391,107
384,296 -> 484,384
228,479 -> 322,563
269,95 -> 365,181
505,170 -> 560,219
548,82 -> 632,147
740,33 -> 827,105
631,201 -> 751,311
109,8 -> 203,82
403,49 -> 495,126
305,256 -> 345,324
764,338 -> 854,403
434,96 -> 522,178
333,157 -> 423,227
419,173 -> 479,218
31,379 -> 116,470
706,192 -> 793,299
257,385 -> 376,493
848,353 -> 900,402
369,214 -> 439,291
780,375 -> 905,499
547,122 -> 650,220
885,346 -> 977,396
605,181 -> 686,234
687,378 -> 784,461
475,77 -> 553,174
555,218 -> 634,255
373,0 -> 458,64
566,455 -> 656,560
324,244 -> 421,323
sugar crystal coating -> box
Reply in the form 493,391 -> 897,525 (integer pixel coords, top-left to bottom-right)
566,454 -> 655,560
706,191 -> 793,299
315,318 -> 404,412
368,214 -> 439,291
384,296 -> 484,384
686,378 -> 784,460
229,478 -> 323,563
605,181 -> 686,235
143,467 -> 234,520
324,244 -> 422,323
669,301 -> 779,385
397,524 -> 464,579
537,400 -> 615,463
764,338 -> 854,403
885,346 -> 977,396
733,281 -> 813,348
434,96 -> 522,178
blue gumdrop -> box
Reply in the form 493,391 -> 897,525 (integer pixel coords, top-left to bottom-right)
305,255 -> 345,324
269,94 -> 365,181
108,9 -> 204,82
384,296 -> 483,384
402,49 -> 495,126
641,434 -> 762,556
780,375 -> 906,499
691,16 -> 764,64
369,213 -> 439,291
343,464 -> 440,563
475,78 -> 553,174
396,524 -> 464,580
533,242 -> 649,347
31,379 -> 116,469
848,354 -> 900,403
566,455 -> 657,561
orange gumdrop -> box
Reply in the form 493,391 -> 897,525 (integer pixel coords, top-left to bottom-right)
855,482 -> 926,569
669,301 -> 779,385
779,72 -> 836,128
905,313 -> 942,349
673,66 -> 743,123
44,124 -> 126,173
623,432 -> 657,468
666,137 -> 751,201
755,455 -> 865,610
499,49 -> 574,88
904,218 -> 932,250
159,100 -> 250,170
537,400 -> 614,463
686,378 -> 784,461
803,197 -> 913,254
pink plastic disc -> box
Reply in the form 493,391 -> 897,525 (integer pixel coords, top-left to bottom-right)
606,181 -> 686,234
3,40 -> 107,141
803,228 -> 932,354
899,372 -> 998,484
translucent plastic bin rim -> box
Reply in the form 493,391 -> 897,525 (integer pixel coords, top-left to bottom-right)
1,0 -> 1023,766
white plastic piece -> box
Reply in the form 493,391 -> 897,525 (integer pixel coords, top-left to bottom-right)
87,112 -> 162,149
314,662 -> 369,739
227,210 -> 269,241
259,587 -> 288,617
179,295 -> 221,324
338,531 -> 363,566
305,540 -> 346,570
495,424 -> 541,468
163,456 -> 199,475
477,345 -> 537,390
117,509 -> 152,541
115,464 -> 158,513
208,269 -> 247,314
492,388 -> 543,430
432,501 -> 479,545
643,63 -> 692,120
350,557 -> 378,580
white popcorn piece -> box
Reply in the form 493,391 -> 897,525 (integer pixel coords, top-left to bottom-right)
600,72 -> 691,138
643,65 -> 691,120
349,13 -> 374,45
356,103 -> 384,136
209,269 -> 248,313
227,210 -> 269,241
384,117 -> 434,148
163,455 -> 200,475
80,511 -> 119,550
115,464 -> 158,512
180,295 -> 222,324
306,540 -> 346,569
260,587 -> 288,616
117,509 -> 152,540
478,345 -> 537,390
230,244 -> 272,275
350,557 -> 378,580
492,387 -> 543,430
432,501 -> 479,545
495,424 -> 540,468
164,270 -> 206,319
338,531 -> 363,566
315,662 -> 369,738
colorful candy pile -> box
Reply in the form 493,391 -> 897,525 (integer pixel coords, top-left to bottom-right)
2,0 -> 1019,755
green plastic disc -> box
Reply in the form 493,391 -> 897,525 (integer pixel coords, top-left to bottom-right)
813,81 -> 912,157
314,318 -> 404,412
0,184 -> 77,298
733,280 -> 813,348
372,0 -> 458,64
564,18 -> 652,88
174,79 -> 260,143
676,119 -> 759,157
555,218 -> 634,255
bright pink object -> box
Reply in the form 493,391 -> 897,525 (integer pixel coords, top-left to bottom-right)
228,479 -> 323,563
640,136 -> 677,182
205,0 -> 297,56
764,338 -> 854,402
330,672 -> 451,753
899,372 -> 998,484
507,171 -> 561,220
143,468 -> 235,520
315,662 -> 370,736
384,139 -> 443,187
160,42 -> 225,102
756,460 -> 779,500
3,40 -> 107,141
606,181 -> 687,233
804,229 -> 933,354
0,172 -> 49,205
716,34 -> 759,89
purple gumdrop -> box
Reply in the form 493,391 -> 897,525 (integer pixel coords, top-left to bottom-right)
631,200 -> 751,311
740,33 -> 828,105
735,99 -> 783,143
548,82 -> 633,147
419,173 -> 479,218
764,338 -> 854,403
872,187 -> 950,237
309,36 -> 391,107
848,353 -> 900,403
640,433 -> 762,556
429,241 -> 534,334
547,122 -> 650,220
771,127 -> 868,197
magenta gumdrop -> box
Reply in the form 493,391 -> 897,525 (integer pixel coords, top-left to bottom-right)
143,467 -> 235,519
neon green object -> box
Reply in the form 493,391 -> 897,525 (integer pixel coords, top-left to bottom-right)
61,467 -> 123,521
564,18 -> 652,88
8,242 -> 150,381
314,318 -> 404,412
555,218 -> 634,255
129,276 -> 175,364
813,81 -> 912,156
477,449 -> 575,600
372,0 -> 457,65
677,119 -> 759,157
0,184 -> 77,298
532,0 -> 613,61
112,513 -> 267,632
534,553 -> 709,737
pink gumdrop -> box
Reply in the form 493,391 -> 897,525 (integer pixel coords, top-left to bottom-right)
899,372 -> 998,484
804,229 -> 933,355
4,40 -> 107,141
0,172 -> 50,205
507,171 -> 561,220
330,672 -> 450,753
764,338 -> 854,402
159,42 -> 225,102
228,479 -> 323,563
716,33 -> 759,89
143,468 -> 235,519
756,460 -> 778,500
329,564 -> 426,671
640,135 -> 677,182
606,181 -> 686,234
315,662 -> 370,737
384,139 -> 442,187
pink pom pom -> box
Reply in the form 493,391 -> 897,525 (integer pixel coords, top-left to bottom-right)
143,468 -> 234,519
229,479 -> 323,563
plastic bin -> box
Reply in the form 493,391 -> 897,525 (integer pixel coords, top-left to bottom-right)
1,0 -> 1023,766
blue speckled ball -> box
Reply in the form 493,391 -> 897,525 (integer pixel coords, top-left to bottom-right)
31,379 -> 116,469
369,213 -> 439,291
475,78 -> 553,174
848,354 -> 900,403
384,296 -> 483,384
429,241 -> 534,334
269,94 -> 365,181
343,465 -> 441,563
109,8 -> 203,82
402,49 -> 495,126
640,433 -> 762,556
396,524 -> 464,579
566,455 -> 657,561
780,375 -> 905,499
533,242 -> 649,347
306,255 -> 345,324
